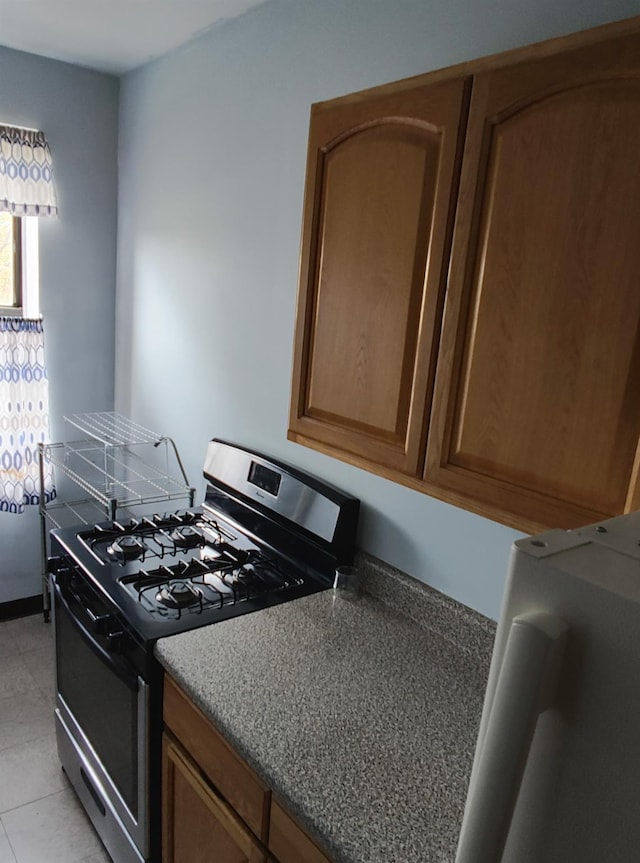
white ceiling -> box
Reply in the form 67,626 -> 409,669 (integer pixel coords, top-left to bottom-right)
0,0 -> 270,75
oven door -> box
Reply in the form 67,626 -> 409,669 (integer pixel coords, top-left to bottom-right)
52,571 -> 150,863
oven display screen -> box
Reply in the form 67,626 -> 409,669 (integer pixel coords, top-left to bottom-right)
248,461 -> 281,496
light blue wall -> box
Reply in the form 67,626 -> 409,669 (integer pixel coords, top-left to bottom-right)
0,47 -> 118,602
116,0 -> 638,620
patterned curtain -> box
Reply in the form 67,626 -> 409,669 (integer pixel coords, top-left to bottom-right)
0,124 -> 58,217
0,317 -> 55,513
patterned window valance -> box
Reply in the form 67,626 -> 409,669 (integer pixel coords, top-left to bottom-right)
0,124 -> 58,217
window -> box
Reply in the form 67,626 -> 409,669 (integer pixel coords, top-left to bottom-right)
0,213 -> 39,317
0,211 -> 21,308
0,123 -> 55,513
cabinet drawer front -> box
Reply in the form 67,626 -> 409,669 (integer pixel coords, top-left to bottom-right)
269,799 -> 331,863
163,675 -> 270,841
163,735 -> 266,863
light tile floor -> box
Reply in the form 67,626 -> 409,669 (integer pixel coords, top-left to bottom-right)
0,614 -> 111,863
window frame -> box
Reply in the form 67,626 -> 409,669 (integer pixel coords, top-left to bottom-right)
0,212 -> 21,311
0,214 -> 39,318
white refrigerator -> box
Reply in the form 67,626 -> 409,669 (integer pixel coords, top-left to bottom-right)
456,510 -> 640,863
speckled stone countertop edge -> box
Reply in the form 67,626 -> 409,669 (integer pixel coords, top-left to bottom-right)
355,550 -> 496,661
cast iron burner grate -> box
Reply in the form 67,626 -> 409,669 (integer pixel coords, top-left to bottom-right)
79,512 -> 237,566
118,553 -> 304,619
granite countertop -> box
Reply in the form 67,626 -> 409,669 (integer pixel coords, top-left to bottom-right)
155,553 -> 496,863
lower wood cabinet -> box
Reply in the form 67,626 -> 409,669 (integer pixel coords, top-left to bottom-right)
269,799 -> 332,863
162,675 -> 332,863
163,735 -> 266,863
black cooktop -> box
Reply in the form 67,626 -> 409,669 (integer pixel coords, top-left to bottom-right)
49,439 -> 360,645
50,508 -> 328,644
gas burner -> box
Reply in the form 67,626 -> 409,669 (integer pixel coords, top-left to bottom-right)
107,535 -> 148,563
156,580 -> 204,610
222,566 -> 264,595
152,510 -> 201,530
199,519 -> 237,545
218,557 -> 301,599
169,525 -> 203,549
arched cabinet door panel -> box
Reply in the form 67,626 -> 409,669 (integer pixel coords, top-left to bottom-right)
289,76 -> 470,476
426,27 -> 640,530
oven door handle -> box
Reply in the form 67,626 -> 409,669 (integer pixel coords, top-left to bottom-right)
54,580 -> 139,691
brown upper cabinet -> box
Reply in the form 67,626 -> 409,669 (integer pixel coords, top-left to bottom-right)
289,74 -> 470,475
289,16 -> 640,534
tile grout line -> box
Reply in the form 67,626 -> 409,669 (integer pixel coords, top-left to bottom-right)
0,782 -> 72,819
0,815 -> 18,863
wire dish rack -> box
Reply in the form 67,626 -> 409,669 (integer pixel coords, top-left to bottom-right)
38,411 -> 196,619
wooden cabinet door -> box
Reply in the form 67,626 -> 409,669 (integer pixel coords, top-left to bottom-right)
426,26 -> 640,531
268,799 -> 331,863
289,75 -> 470,475
162,735 -> 266,863
163,675 -> 270,842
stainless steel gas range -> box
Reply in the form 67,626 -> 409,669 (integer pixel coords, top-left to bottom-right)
48,439 -> 360,863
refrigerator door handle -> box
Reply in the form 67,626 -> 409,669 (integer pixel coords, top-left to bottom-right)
455,611 -> 569,863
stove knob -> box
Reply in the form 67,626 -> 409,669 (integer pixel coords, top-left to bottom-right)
106,630 -> 126,654
47,557 -> 73,589
90,614 -> 112,636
